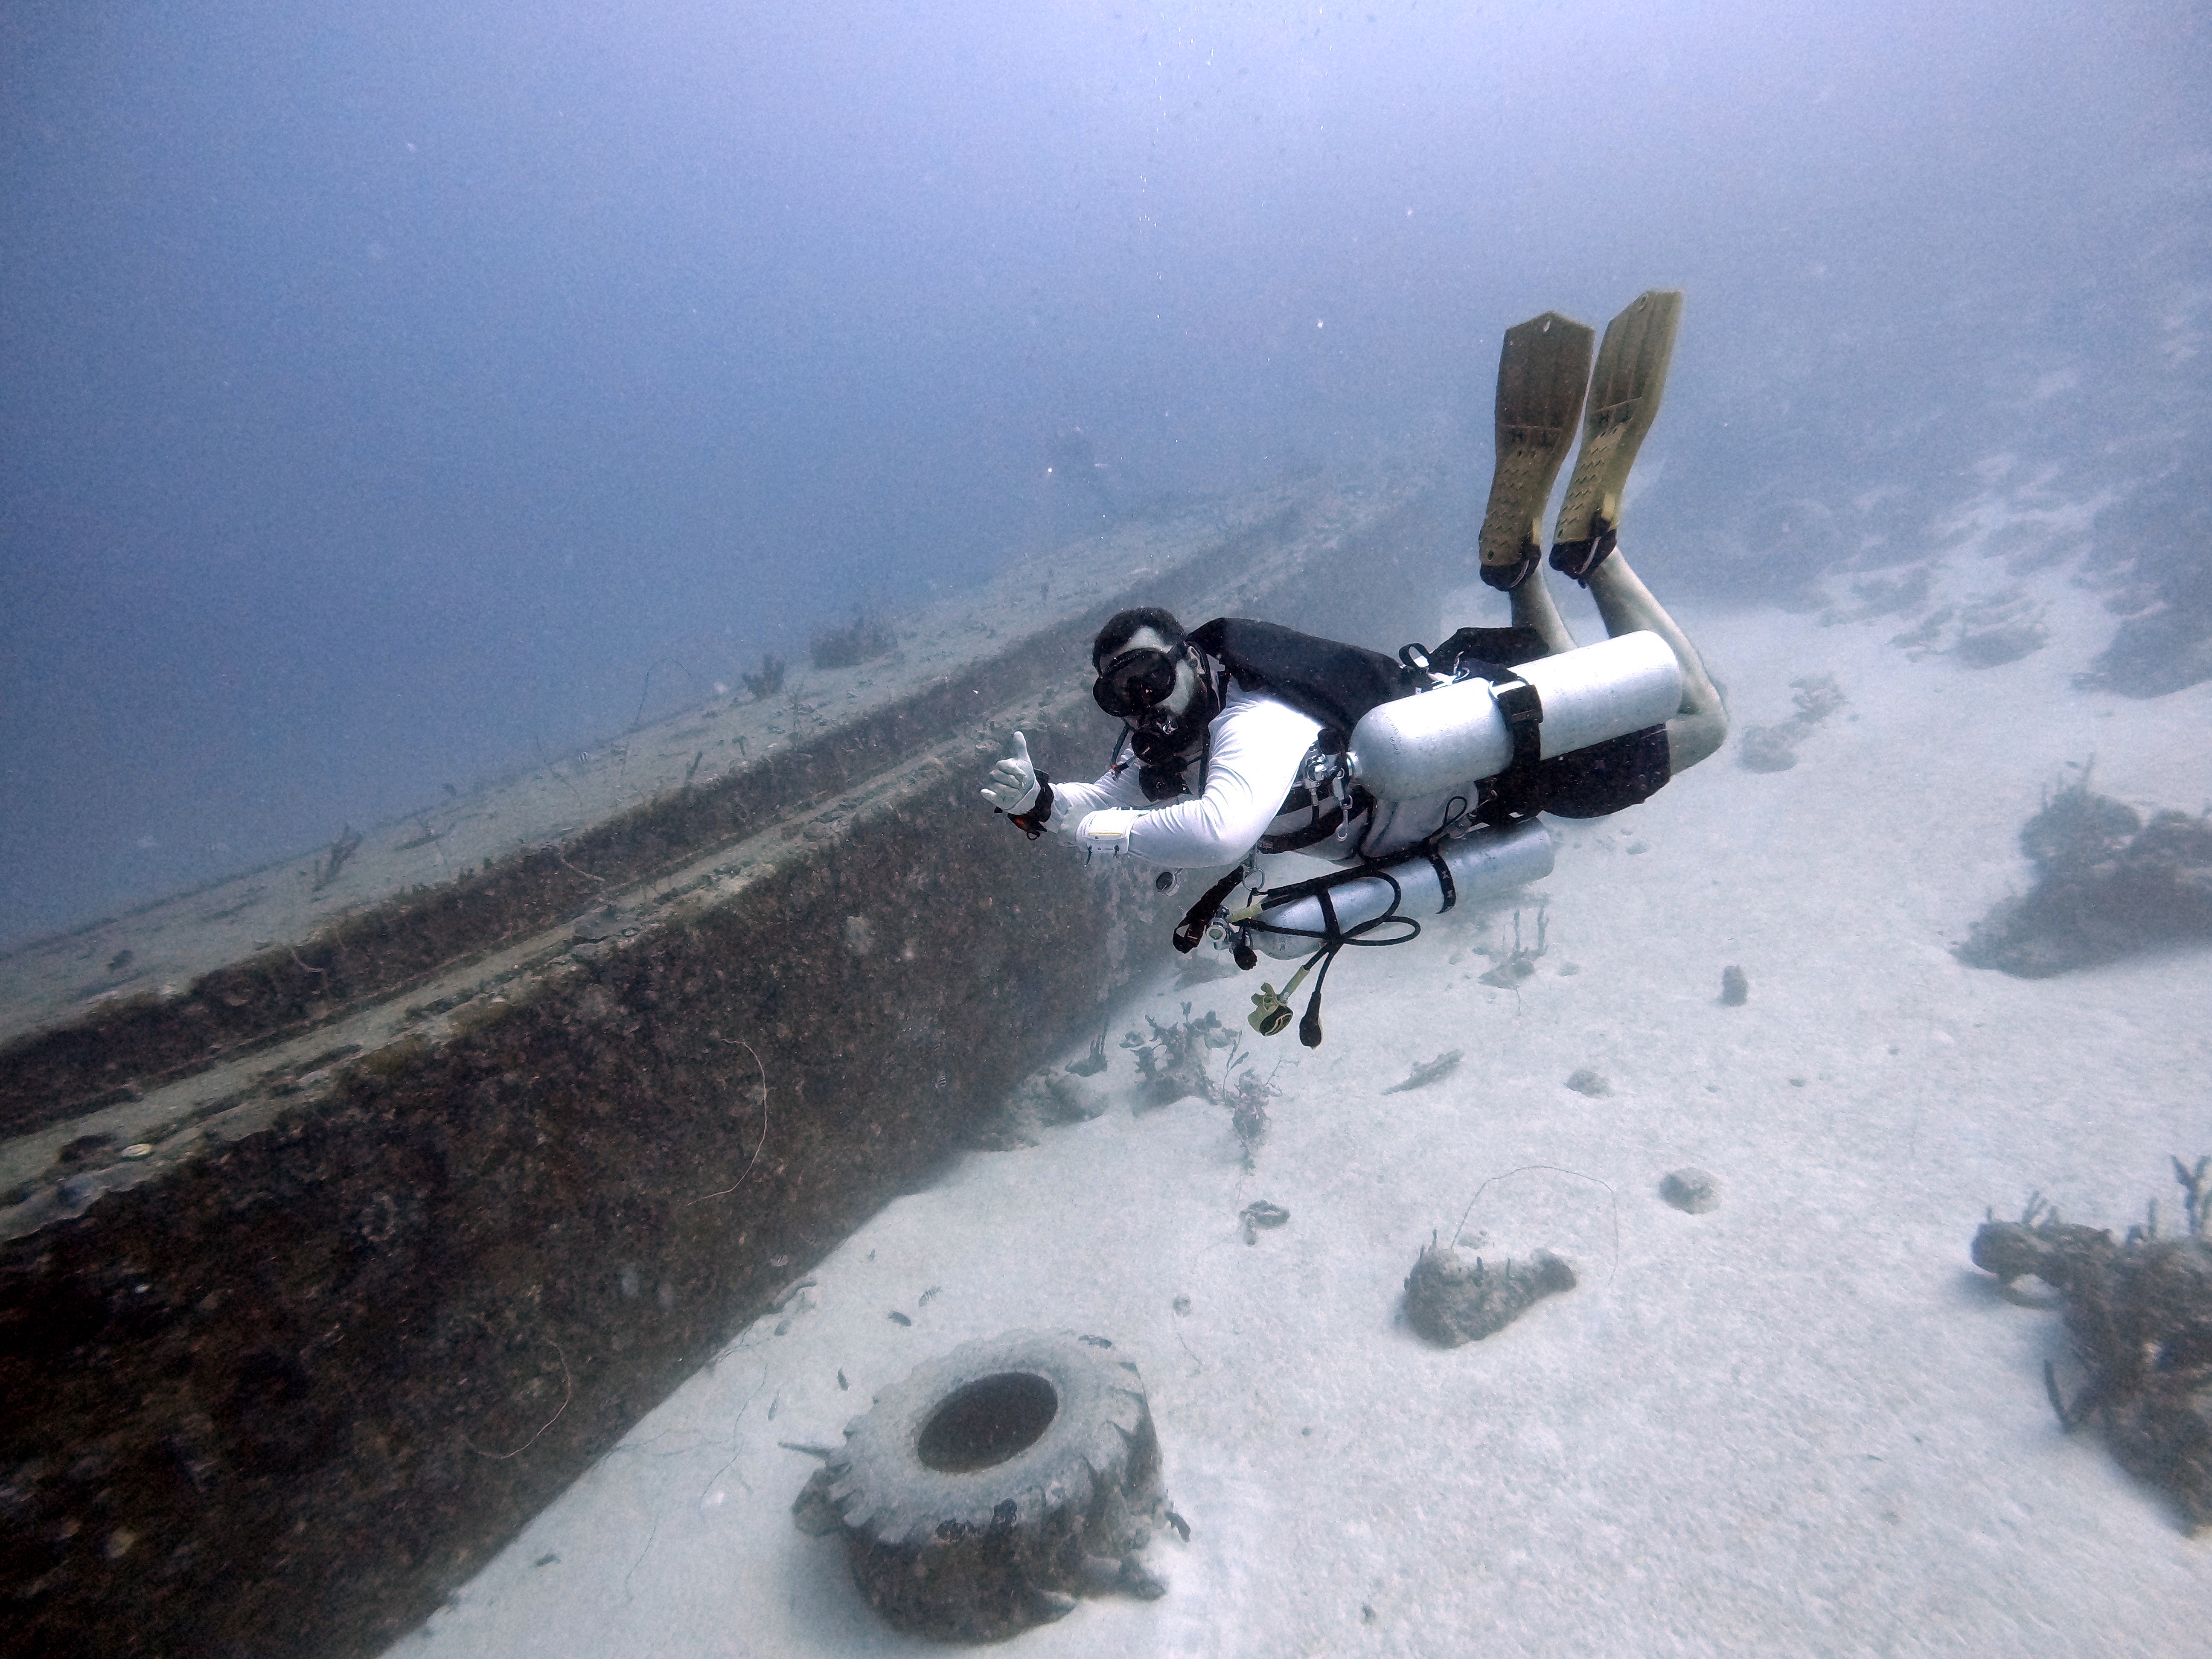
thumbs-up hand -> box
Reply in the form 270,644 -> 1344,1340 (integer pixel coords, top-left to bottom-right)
979,731 -> 1041,815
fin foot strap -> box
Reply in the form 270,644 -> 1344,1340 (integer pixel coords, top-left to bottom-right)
1480,310 -> 1596,594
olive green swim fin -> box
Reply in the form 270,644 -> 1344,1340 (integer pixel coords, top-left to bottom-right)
1477,311 -> 1595,592
1549,288 -> 1682,583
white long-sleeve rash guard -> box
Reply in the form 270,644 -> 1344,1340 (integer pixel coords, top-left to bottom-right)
1044,683 -> 1321,868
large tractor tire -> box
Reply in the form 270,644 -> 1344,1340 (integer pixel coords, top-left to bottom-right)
806,1329 -> 1168,1641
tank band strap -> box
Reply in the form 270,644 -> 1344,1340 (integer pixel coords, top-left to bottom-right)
1425,844 -> 1458,914
1478,678 -> 1548,825
1313,881 -> 1342,944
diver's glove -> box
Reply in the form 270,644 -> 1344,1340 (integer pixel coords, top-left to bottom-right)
1075,807 -> 1139,856
981,731 -> 1041,814
981,731 -> 1053,838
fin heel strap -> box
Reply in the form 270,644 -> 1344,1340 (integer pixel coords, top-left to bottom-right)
1549,521 -> 1618,585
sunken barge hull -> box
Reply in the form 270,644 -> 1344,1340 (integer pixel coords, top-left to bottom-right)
0,471 -> 1444,1658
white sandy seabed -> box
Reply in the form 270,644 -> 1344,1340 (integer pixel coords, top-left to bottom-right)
402,536 -> 2212,1659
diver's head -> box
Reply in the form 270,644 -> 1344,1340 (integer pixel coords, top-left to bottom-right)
1093,609 -> 1217,781
1092,608 -> 1200,724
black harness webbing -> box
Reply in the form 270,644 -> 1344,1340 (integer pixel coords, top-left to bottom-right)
1257,808 -> 1345,856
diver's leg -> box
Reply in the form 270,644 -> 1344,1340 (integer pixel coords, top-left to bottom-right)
1585,550 -> 1728,772
1508,565 -> 1578,655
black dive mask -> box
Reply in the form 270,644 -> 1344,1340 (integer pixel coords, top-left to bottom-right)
1092,645 -> 1182,719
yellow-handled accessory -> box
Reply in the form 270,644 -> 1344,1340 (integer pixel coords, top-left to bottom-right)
1248,962 -> 1315,1036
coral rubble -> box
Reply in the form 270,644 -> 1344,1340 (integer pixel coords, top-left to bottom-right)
1958,784 -> 2212,976
1971,1158 -> 2212,1532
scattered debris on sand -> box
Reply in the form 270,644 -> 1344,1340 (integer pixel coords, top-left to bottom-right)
1478,902 -> 1548,986
1240,1200 -> 1289,1244
1383,1051 -> 1462,1095
1736,673 -> 1846,773
1659,1168 -> 1722,1214
1403,1240 -> 1576,1347
1971,1157 -> 2212,1532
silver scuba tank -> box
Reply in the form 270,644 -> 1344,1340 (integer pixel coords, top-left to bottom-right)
1247,817 -> 1554,960
1345,630 -> 1682,802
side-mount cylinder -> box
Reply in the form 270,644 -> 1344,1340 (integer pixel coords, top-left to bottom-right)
1248,818 -> 1555,960
1344,630 -> 1682,803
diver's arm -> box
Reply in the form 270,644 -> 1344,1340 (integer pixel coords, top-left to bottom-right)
1081,693 -> 1319,867
1042,751 -> 1153,825
980,730 -> 1148,835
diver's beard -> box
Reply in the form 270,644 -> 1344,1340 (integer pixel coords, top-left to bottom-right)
1129,666 -> 1218,766
1122,646 -> 1217,788
1130,713 -> 1206,801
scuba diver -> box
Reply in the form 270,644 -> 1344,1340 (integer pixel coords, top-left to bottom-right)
979,292 -> 1728,1043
